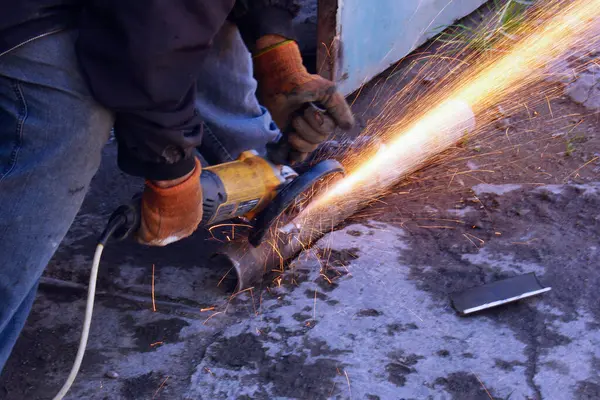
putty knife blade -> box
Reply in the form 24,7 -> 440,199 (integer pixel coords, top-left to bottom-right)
450,272 -> 551,315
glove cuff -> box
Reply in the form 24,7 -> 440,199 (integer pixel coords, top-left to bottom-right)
144,158 -> 202,211
253,40 -> 311,96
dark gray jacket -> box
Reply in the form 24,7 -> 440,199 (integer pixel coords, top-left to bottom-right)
0,0 -> 299,179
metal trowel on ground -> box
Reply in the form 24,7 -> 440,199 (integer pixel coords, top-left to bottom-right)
449,272 -> 551,315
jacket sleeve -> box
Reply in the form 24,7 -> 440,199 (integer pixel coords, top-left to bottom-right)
76,0 -> 234,180
230,0 -> 300,49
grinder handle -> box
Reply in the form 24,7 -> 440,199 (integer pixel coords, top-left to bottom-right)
267,102 -> 327,165
100,194 -> 142,242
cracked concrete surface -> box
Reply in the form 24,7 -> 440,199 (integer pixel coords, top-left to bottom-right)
180,182 -> 600,399
185,222 -> 541,399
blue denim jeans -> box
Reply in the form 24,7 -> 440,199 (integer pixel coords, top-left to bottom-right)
0,24 -> 279,372
195,23 -> 280,164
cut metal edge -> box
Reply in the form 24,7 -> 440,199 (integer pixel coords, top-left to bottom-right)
459,287 -> 552,315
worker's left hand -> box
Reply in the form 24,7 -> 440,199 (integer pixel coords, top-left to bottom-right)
136,158 -> 203,246
254,38 -> 355,160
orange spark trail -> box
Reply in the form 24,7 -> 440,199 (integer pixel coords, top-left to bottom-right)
305,0 -> 598,214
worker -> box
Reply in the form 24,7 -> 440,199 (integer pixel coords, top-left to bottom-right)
0,0 -> 354,372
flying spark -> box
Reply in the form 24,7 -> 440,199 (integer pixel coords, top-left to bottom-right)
306,0 -> 598,216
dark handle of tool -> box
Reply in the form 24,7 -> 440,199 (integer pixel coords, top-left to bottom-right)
266,102 -> 327,165
99,194 -> 142,243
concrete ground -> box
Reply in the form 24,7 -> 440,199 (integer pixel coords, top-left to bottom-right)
2,3 -> 600,400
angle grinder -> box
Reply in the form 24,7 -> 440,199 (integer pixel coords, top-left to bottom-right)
107,149 -> 344,246
105,103 -> 344,247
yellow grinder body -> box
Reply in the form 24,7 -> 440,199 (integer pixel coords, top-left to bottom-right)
200,151 -> 295,225
105,150 -> 342,246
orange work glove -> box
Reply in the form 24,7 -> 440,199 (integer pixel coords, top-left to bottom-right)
136,158 -> 203,246
254,39 -> 355,161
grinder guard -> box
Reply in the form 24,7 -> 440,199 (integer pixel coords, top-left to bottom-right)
248,159 -> 344,246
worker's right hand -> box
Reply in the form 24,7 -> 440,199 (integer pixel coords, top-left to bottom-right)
136,158 -> 203,246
